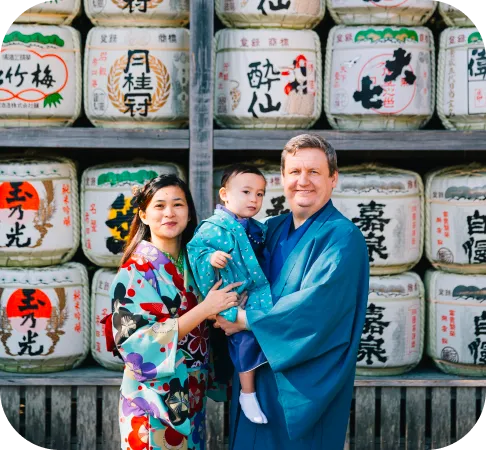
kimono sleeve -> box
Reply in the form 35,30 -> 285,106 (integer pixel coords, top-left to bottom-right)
187,222 -> 248,323
111,265 -> 181,379
247,227 -> 370,440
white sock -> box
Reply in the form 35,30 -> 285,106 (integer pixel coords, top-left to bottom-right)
239,391 -> 268,424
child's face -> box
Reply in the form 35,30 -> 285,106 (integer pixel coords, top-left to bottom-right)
219,173 -> 266,218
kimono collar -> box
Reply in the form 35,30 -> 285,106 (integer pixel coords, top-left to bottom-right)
215,204 -> 264,243
134,240 -> 179,272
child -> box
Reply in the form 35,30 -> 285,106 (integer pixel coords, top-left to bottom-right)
187,164 -> 273,425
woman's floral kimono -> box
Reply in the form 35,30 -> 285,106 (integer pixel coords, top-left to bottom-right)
108,240 -> 222,450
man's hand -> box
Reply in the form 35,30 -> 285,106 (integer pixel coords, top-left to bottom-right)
210,251 -> 232,269
214,307 -> 248,336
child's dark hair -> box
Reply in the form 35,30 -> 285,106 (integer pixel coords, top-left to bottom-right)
220,163 -> 266,188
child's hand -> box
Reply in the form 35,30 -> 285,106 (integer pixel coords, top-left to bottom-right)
210,251 -> 232,269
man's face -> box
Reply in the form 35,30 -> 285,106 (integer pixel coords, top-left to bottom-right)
282,147 -> 338,217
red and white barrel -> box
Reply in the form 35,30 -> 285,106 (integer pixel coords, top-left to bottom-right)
91,269 -> 123,371
216,0 -> 325,29
325,25 -> 435,131
357,272 -> 424,376
84,27 -> 189,129
327,0 -> 436,26
332,165 -> 423,275
438,28 -> 486,131
425,165 -> 486,274
438,3 -> 474,27
0,25 -> 81,127
0,263 -> 89,373
84,0 -> 189,27
214,29 -> 322,129
15,0 -> 81,25
214,162 -> 289,221
426,270 -> 486,376
0,156 -> 79,267
81,162 -> 185,267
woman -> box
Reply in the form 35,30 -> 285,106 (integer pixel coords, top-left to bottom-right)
106,174 -> 241,450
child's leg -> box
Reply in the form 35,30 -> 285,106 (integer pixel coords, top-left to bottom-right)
239,370 -> 268,424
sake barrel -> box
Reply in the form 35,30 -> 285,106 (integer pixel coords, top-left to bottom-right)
81,162 -> 185,267
15,0 -> 81,25
216,0 -> 325,30
213,162 -> 289,221
0,25 -> 82,127
0,156 -> 80,267
214,29 -> 322,129
91,268 -> 123,371
84,0 -> 189,27
0,263 -> 89,373
327,0 -> 436,26
425,165 -> 486,274
325,26 -> 435,131
332,165 -> 423,275
438,28 -> 486,131
357,272 -> 424,376
84,27 -> 189,129
438,3 -> 474,27
426,270 -> 486,376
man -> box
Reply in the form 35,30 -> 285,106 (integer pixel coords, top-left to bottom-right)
215,134 -> 370,450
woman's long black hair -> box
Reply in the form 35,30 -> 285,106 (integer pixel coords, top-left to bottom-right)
120,174 -> 198,266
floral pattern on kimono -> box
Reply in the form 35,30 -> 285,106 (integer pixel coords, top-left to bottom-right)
111,240 -> 211,442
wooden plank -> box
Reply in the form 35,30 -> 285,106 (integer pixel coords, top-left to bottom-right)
101,386 -> 120,450
214,130 -> 486,152
189,0 -> 214,220
205,398 -> 224,450
456,388 -> 477,442
77,387 -> 97,450
343,419 -> 350,450
405,387 -> 426,450
380,387 -> 401,450
0,386 -> 20,432
431,387 -> 452,449
354,387 -> 375,450
50,386 -> 72,450
0,128 -> 189,149
24,386 -> 46,447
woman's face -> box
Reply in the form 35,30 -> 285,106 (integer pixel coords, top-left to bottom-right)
139,186 -> 190,242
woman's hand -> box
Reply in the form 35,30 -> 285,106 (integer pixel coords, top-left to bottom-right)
202,279 -> 243,317
214,307 -> 248,336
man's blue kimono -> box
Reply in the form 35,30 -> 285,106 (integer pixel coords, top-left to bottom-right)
230,200 -> 369,450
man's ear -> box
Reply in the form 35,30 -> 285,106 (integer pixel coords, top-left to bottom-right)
331,171 -> 339,189
219,187 -> 227,203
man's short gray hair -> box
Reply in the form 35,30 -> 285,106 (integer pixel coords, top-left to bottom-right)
281,134 -> 338,176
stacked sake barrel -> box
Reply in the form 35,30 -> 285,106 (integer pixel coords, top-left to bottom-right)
214,0 -> 324,129
15,0 -> 81,24
0,24 -> 82,127
437,28 -> 485,130
438,4 -> 474,27
84,0 -> 190,128
0,156 -> 89,373
425,165 -> 486,376
333,165 -> 425,374
82,162 -> 185,369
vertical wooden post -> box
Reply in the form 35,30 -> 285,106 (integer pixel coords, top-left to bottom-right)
189,0 -> 214,221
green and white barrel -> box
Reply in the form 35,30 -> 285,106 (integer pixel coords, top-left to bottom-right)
213,162 -> 289,221
15,0 -> 81,25
357,272 -> 424,376
81,162 -> 185,267
426,270 -> 486,376
438,28 -> 486,131
438,3 -> 474,27
0,25 -> 81,127
332,165 -> 423,275
84,0 -> 189,27
0,263 -> 89,373
216,0 -> 325,29
325,26 -> 435,131
84,27 -> 189,129
214,29 -> 322,129
91,268 -> 123,371
0,156 -> 79,267
327,0 -> 436,26
425,165 -> 486,274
